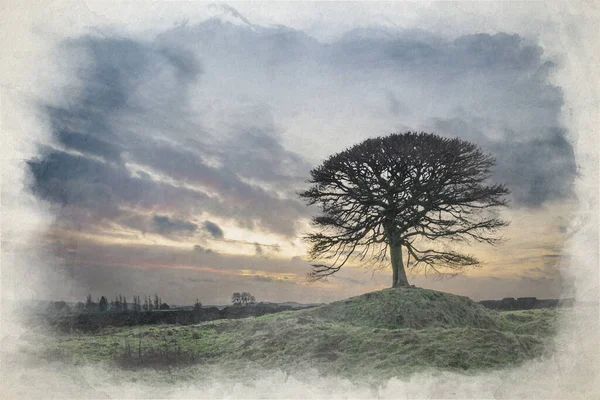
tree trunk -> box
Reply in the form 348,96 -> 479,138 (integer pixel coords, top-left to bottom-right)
390,241 -> 410,287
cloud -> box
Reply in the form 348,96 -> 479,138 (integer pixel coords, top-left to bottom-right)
202,221 -> 224,239
193,244 -> 217,255
152,215 -> 197,235
432,117 -> 576,206
29,20 -> 575,240
29,33 -> 312,238
26,148 -> 209,231
250,275 -> 296,284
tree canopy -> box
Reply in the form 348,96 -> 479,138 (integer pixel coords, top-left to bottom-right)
299,132 -> 510,287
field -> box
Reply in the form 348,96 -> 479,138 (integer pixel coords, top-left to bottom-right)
30,288 -> 561,384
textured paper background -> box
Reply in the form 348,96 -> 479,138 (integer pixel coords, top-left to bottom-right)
1,1 -> 598,398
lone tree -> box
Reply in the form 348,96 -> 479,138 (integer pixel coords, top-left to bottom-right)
300,132 -> 509,287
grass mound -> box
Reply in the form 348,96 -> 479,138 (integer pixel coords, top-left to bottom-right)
304,287 -> 501,330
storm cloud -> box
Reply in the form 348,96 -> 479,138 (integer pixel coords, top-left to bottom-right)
203,220 -> 224,239
29,33 -> 311,237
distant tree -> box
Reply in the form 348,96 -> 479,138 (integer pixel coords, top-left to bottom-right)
300,132 -> 510,287
121,295 -> 128,312
154,293 -> 160,310
249,295 -> 256,305
232,292 -> 241,305
194,298 -> 203,314
159,303 -> 170,310
85,294 -> 93,312
241,292 -> 250,305
133,295 -> 141,312
111,296 -> 122,312
98,296 -> 108,313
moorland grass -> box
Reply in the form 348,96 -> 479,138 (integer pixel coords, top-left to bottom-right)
38,288 -> 561,381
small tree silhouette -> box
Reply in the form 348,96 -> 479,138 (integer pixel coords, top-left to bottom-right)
85,294 -> 93,312
98,296 -> 108,313
194,298 -> 203,313
118,295 -> 126,312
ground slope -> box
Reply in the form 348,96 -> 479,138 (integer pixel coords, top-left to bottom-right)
303,287 -> 501,330
33,288 -> 559,381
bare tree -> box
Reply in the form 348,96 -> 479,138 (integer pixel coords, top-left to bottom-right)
232,292 -> 241,305
121,295 -> 127,312
154,293 -> 160,310
132,295 -> 139,312
299,132 -> 509,287
85,294 -> 94,312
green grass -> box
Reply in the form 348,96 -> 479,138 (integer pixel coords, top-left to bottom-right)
498,308 -> 559,336
36,288 -> 562,382
304,287 -> 501,330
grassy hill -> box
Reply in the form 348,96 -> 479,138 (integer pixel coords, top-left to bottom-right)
36,288 -> 559,382
306,287 -> 500,330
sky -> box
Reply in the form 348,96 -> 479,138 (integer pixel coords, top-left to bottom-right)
1,1 -> 591,306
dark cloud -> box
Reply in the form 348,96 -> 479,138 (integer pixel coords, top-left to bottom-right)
129,139 -> 307,236
27,148 -> 209,230
220,126 -> 312,190
55,130 -> 122,162
332,30 -> 543,72
162,20 -> 573,206
152,215 -> 197,235
203,221 -> 224,239
490,130 -> 576,206
29,10 -> 574,251
432,119 -> 576,206
254,242 -> 263,256
30,32 -> 311,238
193,245 -> 217,255
328,29 -> 575,206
